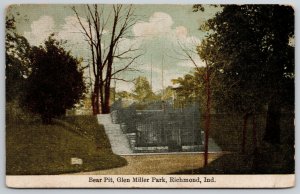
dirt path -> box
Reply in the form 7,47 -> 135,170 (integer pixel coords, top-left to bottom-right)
75,153 -> 222,175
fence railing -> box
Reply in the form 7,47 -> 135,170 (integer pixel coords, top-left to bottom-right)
110,100 -> 203,150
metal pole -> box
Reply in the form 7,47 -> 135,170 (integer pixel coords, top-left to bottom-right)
151,54 -> 153,91
161,55 -> 164,99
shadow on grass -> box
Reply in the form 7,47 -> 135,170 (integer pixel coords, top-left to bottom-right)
173,113 -> 294,175
171,143 -> 294,174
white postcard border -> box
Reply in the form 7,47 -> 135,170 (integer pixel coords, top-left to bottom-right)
6,175 -> 295,188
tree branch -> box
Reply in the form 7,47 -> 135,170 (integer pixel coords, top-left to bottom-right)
111,53 -> 143,77
110,77 -> 136,83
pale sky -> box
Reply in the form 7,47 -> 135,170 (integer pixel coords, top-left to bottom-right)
7,4 -> 221,92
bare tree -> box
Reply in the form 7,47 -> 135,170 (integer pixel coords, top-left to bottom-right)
72,4 -> 141,114
171,39 -> 215,167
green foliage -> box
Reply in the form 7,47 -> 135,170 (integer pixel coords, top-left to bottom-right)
132,76 -> 156,102
23,35 -> 86,123
172,72 -> 201,100
116,90 -> 132,100
192,4 -> 220,12
199,5 -> 294,114
192,5 -> 205,12
172,68 -> 207,110
6,16 -> 31,102
197,5 -> 294,144
160,86 -> 175,101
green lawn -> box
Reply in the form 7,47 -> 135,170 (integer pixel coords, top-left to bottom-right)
6,115 -> 127,175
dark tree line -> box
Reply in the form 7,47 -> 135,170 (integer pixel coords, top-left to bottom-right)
6,17 -> 86,124
176,5 -> 294,165
197,4 -> 294,149
6,17 -> 30,103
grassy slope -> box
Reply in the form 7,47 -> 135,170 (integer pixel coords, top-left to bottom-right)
6,116 -> 127,175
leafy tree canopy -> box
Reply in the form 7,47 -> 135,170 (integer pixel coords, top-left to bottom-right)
198,4 -> 294,143
23,35 -> 86,123
132,76 -> 156,103
199,5 -> 294,113
6,16 -> 31,102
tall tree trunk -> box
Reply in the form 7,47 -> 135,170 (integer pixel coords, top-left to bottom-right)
95,87 -> 100,114
92,79 -> 100,115
264,98 -> 281,144
91,93 -> 96,115
242,113 -> 249,153
91,92 -> 99,115
102,49 -> 113,114
204,67 -> 211,166
102,83 -> 111,114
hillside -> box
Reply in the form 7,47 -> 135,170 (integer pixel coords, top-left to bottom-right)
6,115 -> 127,175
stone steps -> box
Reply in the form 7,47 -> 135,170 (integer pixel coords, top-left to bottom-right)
97,114 -> 133,155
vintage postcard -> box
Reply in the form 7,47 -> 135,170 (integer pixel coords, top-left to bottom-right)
6,4 -> 295,188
